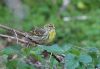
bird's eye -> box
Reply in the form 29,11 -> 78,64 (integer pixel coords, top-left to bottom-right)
49,26 -> 52,27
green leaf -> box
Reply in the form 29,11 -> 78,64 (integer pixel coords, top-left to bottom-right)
88,47 -> 99,53
21,47 -> 32,56
0,47 -> 17,55
61,44 -> 72,53
31,46 -> 44,55
79,54 -> 92,64
17,60 -> 31,69
96,64 -> 100,68
65,53 -> 79,69
41,44 -> 64,54
6,60 -> 18,69
0,45 -> 22,55
86,63 -> 95,69
49,58 -> 58,69
70,48 -> 81,56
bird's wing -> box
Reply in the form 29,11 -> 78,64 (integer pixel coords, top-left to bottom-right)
30,28 -> 46,36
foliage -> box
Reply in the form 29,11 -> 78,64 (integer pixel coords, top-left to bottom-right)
0,0 -> 100,69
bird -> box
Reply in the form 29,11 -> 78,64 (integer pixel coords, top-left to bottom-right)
30,23 -> 56,45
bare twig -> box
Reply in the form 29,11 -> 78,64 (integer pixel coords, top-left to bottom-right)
0,24 -> 38,44
0,34 -> 29,44
13,29 -> 19,44
42,50 -> 64,63
0,24 -> 26,36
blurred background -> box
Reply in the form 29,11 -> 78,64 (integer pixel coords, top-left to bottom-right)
0,0 -> 100,45
0,0 -> 100,69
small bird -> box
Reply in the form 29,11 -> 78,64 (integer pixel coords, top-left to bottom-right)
30,24 -> 56,44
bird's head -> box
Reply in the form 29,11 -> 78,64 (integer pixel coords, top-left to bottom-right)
44,24 -> 55,31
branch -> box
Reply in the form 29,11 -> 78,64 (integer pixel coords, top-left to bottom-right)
0,34 -> 30,44
0,24 -> 26,36
0,24 -> 38,44
42,50 -> 64,63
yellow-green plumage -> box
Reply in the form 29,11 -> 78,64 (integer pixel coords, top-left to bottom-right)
47,29 -> 56,43
30,24 -> 56,44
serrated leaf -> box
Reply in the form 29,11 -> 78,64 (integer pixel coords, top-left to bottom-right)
17,60 -> 31,69
0,45 -> 22,55
86,63 -> 94,69
65,53 -> 79,69
79,54 -> 92,64
6,60 -> 18,69
31,46 -> 44,55
21,47 -> 32,56
61,44 -> 72,52
96,64 -> 100,68
88,47 -> 99,53
66,53 -> 76,60
70,48 -> 81,56
41,44 -> 64,54
67,60 -> 79,69
0,47 -> 17,55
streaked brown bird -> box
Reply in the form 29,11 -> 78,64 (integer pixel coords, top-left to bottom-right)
30,24 -> 56,44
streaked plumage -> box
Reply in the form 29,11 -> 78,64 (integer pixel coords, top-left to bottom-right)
30,24 -> 56,44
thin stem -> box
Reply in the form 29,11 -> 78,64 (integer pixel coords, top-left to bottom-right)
0,24 -> 38,44
0,34 -> 29,44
